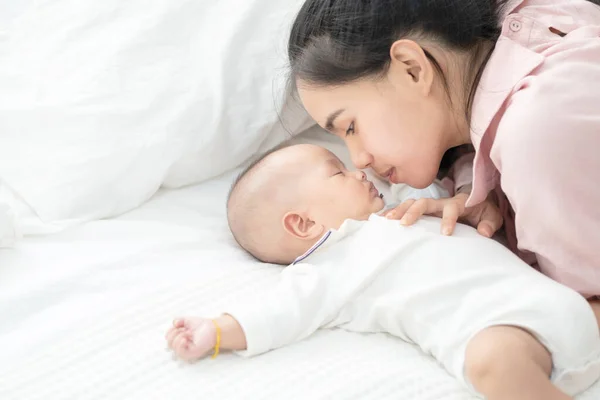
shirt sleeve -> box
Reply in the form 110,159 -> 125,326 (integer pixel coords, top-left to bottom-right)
225,263 -> 344,357
449,152 -> 475,194
438,152 -> 474,197
493,76 -> 600,296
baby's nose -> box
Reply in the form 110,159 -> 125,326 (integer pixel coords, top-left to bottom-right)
355,171 -> 366,181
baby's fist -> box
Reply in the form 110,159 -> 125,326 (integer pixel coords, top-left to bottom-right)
166,317 -> 216,361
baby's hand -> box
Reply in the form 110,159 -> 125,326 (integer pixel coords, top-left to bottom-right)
383,193 -> 503,237
166,317 -> 216,361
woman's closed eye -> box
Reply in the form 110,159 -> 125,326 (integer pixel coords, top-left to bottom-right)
345,121 -> 355,136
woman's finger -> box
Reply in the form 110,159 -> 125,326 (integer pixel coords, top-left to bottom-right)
441,201 -> 460,235
476,203 -> 504,237
399,198 -> 437,225
384,199 -> 415,220
401,197 -> 454,224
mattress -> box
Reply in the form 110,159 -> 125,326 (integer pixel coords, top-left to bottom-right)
1,128 -> 599,400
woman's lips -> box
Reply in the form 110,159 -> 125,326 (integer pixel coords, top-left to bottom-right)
383,168 -> 398,184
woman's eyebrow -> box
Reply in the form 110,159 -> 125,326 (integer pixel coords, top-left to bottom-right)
325,108 -> 345,131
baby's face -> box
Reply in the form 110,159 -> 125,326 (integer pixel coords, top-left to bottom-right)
297,146 -> 385,230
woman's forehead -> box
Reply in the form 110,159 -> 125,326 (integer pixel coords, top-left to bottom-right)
297,80 -> 361,98
297,78 -> 387,112
297,84 -> 352,127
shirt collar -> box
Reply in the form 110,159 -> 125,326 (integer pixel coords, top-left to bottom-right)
505,0 -> 525,15
291,230 -> 332,265
291,217 -> 372,265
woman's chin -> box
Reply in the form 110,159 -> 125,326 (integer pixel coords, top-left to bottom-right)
404,171 -> 438,189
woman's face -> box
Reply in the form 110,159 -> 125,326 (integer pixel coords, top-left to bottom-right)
297,73 -> 453,189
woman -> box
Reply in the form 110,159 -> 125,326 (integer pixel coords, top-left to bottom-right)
287,0 -> 600,298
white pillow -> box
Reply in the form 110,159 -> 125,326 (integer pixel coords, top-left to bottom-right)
0,0 -> 312,244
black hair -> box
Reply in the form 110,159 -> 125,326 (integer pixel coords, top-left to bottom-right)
288,0 -> 510,121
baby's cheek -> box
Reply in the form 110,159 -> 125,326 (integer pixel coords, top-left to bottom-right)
322,202 -> 348,227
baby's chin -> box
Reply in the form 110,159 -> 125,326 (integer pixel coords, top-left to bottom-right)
328,197 -> 386,230
373,194 -> 386,213
359,196 -> 386,220
375,198 -> 386,212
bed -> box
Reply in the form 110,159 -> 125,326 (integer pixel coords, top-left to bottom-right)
0,126 -> 598,400
1,1 -> 599,398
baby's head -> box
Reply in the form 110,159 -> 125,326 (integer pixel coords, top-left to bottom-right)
227,144 -> 385,264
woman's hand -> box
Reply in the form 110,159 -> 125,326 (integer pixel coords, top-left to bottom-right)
382,192 -> 503,237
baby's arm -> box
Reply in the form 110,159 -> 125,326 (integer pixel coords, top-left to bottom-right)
166,315 -> 246,361
166,263 -> 345,361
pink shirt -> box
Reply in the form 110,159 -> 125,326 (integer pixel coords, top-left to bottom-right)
466,0 -> 600,297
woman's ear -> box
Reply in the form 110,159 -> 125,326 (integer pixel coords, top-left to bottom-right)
282,212 -> 324,240
388,39 -> 434,96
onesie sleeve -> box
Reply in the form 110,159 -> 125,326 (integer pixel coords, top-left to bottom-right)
225,263 -> 343,357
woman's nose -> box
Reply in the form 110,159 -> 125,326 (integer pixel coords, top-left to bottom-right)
350,149 -> 372,170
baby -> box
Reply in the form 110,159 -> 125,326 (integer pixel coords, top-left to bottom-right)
166,144 -> 600,399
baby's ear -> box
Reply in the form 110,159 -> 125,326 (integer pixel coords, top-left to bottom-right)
282,212 -> 323,240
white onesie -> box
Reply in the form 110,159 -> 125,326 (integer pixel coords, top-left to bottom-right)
227,215 -> 600,396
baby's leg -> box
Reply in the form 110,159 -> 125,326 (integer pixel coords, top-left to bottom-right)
465,326 -> 571,400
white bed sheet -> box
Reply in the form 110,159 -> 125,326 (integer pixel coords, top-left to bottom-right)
1,128 -> 599,400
